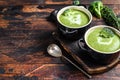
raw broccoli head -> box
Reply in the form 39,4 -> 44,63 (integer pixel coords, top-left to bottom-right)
88,1 -> 103,18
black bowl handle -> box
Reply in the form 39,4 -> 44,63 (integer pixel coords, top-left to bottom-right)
59,28 -> 78,35
78,38 -> 93,53
47,9 -> 59,22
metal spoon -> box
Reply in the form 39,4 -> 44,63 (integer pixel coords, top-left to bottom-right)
47,44 -> 92,78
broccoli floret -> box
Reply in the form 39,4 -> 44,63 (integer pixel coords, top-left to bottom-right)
88,1 -> 103,18
99,27 -> 114,38
73,0 -> 80,6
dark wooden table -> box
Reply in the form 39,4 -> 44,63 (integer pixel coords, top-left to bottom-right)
0,0 -> 120,80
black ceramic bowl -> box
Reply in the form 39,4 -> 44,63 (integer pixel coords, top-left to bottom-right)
78,25 -> 120,64
54,6 -> 92,40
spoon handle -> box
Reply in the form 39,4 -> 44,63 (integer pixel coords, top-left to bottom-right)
62,56 -> 92,79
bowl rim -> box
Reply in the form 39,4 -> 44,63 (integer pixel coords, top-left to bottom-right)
57,5 -> 92,29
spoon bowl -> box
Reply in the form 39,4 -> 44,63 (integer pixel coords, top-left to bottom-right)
47,44 -> 62,57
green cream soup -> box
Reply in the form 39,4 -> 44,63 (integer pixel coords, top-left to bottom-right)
87,27 -> 120,53
59,8 -> 89,28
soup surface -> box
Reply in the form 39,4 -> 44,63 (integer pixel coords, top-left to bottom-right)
87,27 -> 120,53
59,8 -> 89,28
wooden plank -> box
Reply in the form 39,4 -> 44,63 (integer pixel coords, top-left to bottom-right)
75,0 -> 120,5
0,54 -> 17,63
0,0 -> 73,6
0,63 -> 119,79
0,0 -> 45,6
45,0 -> 72,5
80,0 -> 99,4
103,0 -> 120,4
0,0 -> 119,6
0,50 -> 64,64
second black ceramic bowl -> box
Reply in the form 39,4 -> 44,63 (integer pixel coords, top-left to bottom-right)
78,25 -> 120,64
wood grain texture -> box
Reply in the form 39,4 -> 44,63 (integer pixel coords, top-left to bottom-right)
0,0 -> 120,80
0,0 -> 45,5
0,0 -> 72,6
103,0 -> 120,4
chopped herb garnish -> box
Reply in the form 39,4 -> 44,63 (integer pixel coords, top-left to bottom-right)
99,27 -> 115,38
63,9 -> 71,16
